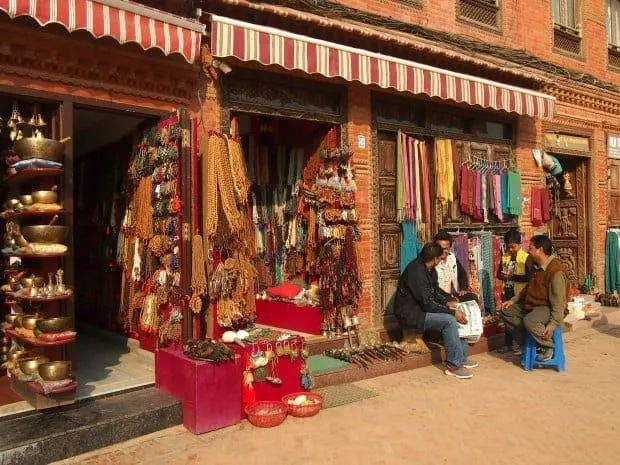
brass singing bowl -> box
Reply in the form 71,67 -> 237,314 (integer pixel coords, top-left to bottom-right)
30,190 -> 58,205
36,317 -> 70,334
8,350 -> 36,363
38,361 -> 71,381
20,276 -> 45,289
13,137 -> 67,162
19,356 -> 50,375
20,314 -> 43,331
19,194 -> 33,206
5,313 -> 19,325
20,225 -> 67,244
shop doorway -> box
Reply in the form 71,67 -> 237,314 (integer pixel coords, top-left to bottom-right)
548,155 -> 590,287
72,106 -> 157,400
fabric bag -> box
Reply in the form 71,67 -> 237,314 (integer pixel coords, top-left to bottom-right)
457,300 -> 483,340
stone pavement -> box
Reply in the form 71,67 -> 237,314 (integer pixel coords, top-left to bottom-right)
55,324 -> 620,465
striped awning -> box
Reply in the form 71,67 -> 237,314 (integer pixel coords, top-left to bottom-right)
211,15 -> 555,119
0,0 -> 205,63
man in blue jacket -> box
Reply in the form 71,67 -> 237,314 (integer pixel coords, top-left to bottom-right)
394,242 -> 477,379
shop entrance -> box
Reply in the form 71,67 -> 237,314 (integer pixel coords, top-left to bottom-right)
548,155 -> 589,287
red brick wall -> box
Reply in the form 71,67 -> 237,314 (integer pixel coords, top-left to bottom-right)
333,0 -> 620,87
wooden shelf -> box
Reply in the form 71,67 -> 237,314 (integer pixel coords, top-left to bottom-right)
3,291 -> 72,303
6,330 -> 76,347
3,168 -> 64,185
1,209 -> 67,221
3,252 -> 67,258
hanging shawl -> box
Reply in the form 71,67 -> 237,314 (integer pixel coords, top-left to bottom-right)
400,221 -> 421,272
403,134 -> 413,221
396,131 -> 405,221
460,166 -> 470,214
420,141 -> 432,242
492,174 -> 503,222
507,172 -> 522,215
407,136 -> 416,221
501,173 -> 510,215
414,139 -> 423,228
481,173 -> 488,223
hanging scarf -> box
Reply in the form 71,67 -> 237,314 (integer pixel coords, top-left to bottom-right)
403,133 -> 413,221
507,172 -> 522,215
396,130 -> 405,221
501,173 -> 510,215
460,166 -> 470,214
408,136 -> 417,221
420,141 -> 432,242
493,174 -> 503,222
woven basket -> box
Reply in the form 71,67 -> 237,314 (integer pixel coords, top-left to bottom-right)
245,401 -> 288,428
282,392 -> 324,418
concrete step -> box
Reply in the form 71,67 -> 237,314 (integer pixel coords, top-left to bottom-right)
0,387 -> 181,465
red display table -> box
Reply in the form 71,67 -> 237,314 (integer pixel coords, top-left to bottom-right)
254,300 -> 323,335
155,347 -> 244,434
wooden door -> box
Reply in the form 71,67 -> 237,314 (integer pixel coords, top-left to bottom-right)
608,159 -> 620,225
549,158 -> 588,287
375,133 -> 401,329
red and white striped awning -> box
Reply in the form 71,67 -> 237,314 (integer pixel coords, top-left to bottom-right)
0,0 -> 205,63
211,15 -> 555,119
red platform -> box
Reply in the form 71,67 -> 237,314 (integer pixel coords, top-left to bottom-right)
155,347 -> 244,434
230,336 -> 305,405
254,300 -> 323,335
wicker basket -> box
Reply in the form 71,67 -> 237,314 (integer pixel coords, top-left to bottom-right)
282,392 -> 324,418
245,401 -> 288,428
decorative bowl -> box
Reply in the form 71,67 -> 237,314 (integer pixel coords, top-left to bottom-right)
19,195 -> 33,206
21,275 -> 45,289
38,361 -> 71,381
8,350 -> 35,363
13,137 -> 66,163
20,225 -> 66,244
36,317 -> 70,333
19,356 -> 50,375
20,314 -> 43,331
30,190 -> 58,205
6,199 -> 20,210
5,313 -> 19,325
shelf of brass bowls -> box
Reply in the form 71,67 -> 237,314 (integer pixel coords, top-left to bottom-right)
6,329 -> 75,347
6,291 -> 72,303
3,168 -> 63,185
1,209 -> 67,221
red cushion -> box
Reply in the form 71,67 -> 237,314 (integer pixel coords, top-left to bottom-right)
267,282 -> 303,300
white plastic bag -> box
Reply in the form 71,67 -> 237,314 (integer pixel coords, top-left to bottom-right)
456,300 -> 484,339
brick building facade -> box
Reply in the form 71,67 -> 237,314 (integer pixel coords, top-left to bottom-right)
200,0 -> 619,333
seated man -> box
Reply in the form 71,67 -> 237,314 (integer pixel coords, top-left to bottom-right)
394,242 -> 477,379
500,235 -> 569,361
433,231 -> 478,303
497,229 -> 534,354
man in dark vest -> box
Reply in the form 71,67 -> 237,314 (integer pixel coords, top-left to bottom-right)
500,234 -> 569,362
394,242 -> 478,379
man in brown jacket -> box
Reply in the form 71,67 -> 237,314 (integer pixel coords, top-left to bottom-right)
500,235 -> 569,362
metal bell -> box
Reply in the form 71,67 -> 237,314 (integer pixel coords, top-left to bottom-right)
35,113 -> 47,128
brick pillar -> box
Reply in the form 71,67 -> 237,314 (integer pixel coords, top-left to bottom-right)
347,84 -> 374,329
591,126 -> 607,291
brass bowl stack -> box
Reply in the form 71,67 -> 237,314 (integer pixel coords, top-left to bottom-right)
5,313 -> 19,326
19,356 -> 50,375
20,225 -> 67,244
36,317 -> 70,333
38,361 -> 71,381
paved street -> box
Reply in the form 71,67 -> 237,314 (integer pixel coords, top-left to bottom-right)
56,324 -> 620,465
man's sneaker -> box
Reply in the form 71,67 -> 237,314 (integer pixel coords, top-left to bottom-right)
513,345 -> 523,356
536,347 -> 554,362
462,358 -> 479,369
444,366 -> 473,379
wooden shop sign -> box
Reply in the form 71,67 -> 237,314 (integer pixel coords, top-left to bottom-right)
544,133 -> 590,153
607,134 -> 620,159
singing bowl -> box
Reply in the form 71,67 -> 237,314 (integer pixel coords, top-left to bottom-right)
13,137 -> 66,162
19,356 -> 50,375
8,350 -> 36,363
36,317 -> 70,333
5,313 -> 19,325
38,361 -> 71,381
20,314 -> 43,331
19,194 -> 33,206
30,190 -> 58,204
20,225 -> 66,244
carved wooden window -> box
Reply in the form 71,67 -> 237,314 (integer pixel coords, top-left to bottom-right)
397,0 -> 423,8
552,0 -> 582,56
607,0 -> 620,70
457,0 -> 501,31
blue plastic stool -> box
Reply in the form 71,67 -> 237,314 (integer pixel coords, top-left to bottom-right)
521,326 -> 566,372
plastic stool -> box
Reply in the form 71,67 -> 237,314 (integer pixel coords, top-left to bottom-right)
521,326 -> 566,372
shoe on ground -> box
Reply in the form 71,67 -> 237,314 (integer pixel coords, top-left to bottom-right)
444,366 -> 473,379
462,358 -> 479,369
513,345 -> 523,356
496,345 -> 512,354
536,347 -> 554,362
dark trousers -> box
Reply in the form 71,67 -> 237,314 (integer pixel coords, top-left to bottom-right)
502,287 -> 515,347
